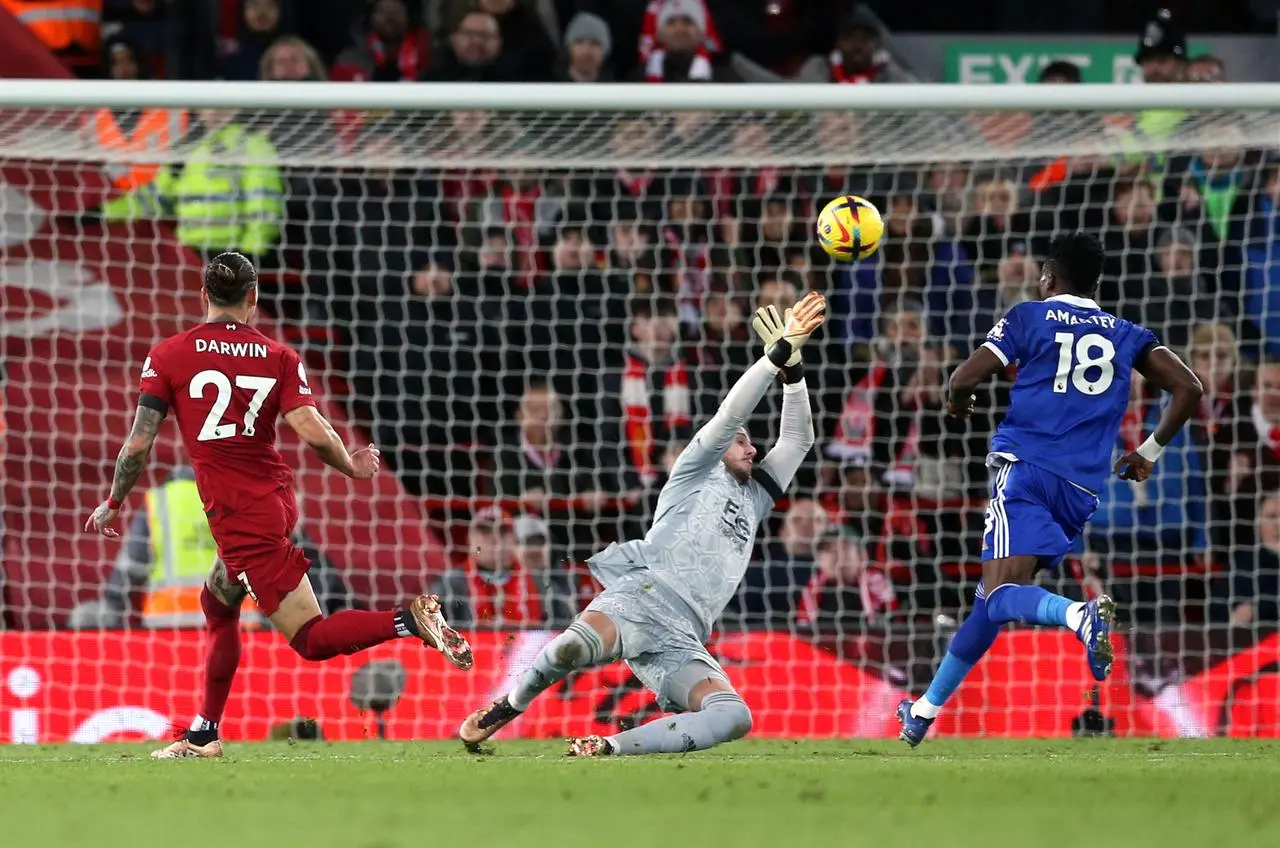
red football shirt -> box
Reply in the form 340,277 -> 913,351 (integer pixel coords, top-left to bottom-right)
137,321 -> 317,511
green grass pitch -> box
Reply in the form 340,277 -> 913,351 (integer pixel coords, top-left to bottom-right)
1,739 -> 1277,848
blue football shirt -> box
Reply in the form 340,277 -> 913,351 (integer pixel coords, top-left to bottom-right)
982,294 -> 1161,493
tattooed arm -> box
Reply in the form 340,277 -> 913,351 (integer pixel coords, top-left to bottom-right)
85,405 -> 165,537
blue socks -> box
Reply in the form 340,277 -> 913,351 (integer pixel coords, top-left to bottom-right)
914,587 -> 1001,718
985,584 -> 1073,628
912,582 -> 1087,720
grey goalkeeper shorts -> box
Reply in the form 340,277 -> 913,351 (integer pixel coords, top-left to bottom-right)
585,573 -> 729,712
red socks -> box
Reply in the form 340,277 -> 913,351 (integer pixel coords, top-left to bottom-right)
197,586 -> 242,725
288,610 -> 400,661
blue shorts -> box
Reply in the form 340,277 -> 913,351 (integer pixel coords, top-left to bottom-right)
982,455 -> 1099,570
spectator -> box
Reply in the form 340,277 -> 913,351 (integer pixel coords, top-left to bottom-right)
514,514 -> 581,626
1161,139 -> 1254,248
557,12 -> 613,82
737,498 -> 829,624
638,0 -> 720,67
332,0 -> 430,82
217,0 -> 291,81
1037,59 -> 1081,84
709,0 -> 829,81
972,247 -> 1039,350
1214,493 -> 1280,627
492,383 -> 624,563
528,219 -> 628,418
829,299 -> 979,499
799,112 -> 897,225
1134,227 -> 1219,351
658,175 -> 720,329
602,298 -> 691,489
836,193 -> 976,352
101,32 -> 145,80
1185,322 -> 1247,565
961,176 -> 1035,287
737,193 -> 807,285
8,0 -> 101,75
99,108 -> 285,262
756,268 -> 801,316
352,232 -> 499,494
420,8 -> 515,82
259,35 -> 327,81
1100,177 -> 1159,308
1188,53 -> 1226,83
1088,371 -> 1206,561
88,36 -> 189,218
795,528 -> 899,634
468,0 -> 556,82
435,507 -> 544,629
690,290 -> 751,420
823,6 -> 915,84
633,0 -> 737,82
103,0 -> 170,78
1135,8 -> 1187,84
1227,357 -> 1280,531
604,201 -> 662,298
575,118 -> 665,238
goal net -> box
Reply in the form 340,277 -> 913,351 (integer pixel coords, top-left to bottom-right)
1,82 -> 1278,743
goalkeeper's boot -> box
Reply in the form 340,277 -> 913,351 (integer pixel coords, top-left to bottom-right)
896,700 -> 933,748
1075,595 -> 1117,682
458,696 -> 523,749
410,594 -> 473,671
566,735 -> 615,757
150,736 -> 224,760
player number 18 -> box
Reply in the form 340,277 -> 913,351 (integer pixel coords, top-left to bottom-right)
190,369 -> 278,441
1052,332 -> 1116,395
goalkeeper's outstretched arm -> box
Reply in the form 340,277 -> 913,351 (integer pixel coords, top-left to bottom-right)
757,378 -> 815,494
667,292 -> 826,483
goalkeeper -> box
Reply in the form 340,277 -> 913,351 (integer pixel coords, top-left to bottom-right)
459,292 -> 824,756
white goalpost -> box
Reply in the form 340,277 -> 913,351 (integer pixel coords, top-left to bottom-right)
1,80 -> 1278,743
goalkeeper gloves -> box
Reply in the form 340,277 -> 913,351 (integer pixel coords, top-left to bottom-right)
752,291 -> 826,383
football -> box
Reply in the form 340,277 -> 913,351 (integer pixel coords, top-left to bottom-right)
815,195 -> 884,261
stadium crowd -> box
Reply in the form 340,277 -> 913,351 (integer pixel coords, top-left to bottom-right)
15,1 -> 1279,643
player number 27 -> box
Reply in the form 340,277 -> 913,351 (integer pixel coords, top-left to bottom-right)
1052,332 -> 1116,395
190,369 -> 278,441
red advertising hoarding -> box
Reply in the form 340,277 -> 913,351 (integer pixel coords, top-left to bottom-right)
2,629 -> 1274,744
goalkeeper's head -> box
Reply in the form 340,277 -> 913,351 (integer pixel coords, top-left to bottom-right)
722,426 -> 758,483
1039,232 -> 1104,301
202,251 -> 259,322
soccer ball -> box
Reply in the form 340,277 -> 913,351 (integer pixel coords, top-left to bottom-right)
815,195 -> 884,261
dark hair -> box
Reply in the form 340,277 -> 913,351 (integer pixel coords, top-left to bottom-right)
1038,60 -> 1082,83
1045,233 -> 1104,296
203,252 -> 258,306
630,295 -> 679,320
1112,177 -> 1155,202
757,267 -> 805,291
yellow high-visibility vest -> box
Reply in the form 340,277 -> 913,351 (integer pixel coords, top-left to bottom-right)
141,479 -> 217,628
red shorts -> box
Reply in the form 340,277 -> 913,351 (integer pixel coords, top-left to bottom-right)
207,490 -> 310,617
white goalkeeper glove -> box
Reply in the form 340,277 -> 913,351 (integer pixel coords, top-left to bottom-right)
751,304 -> 799,365
752,290 -> 826,383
